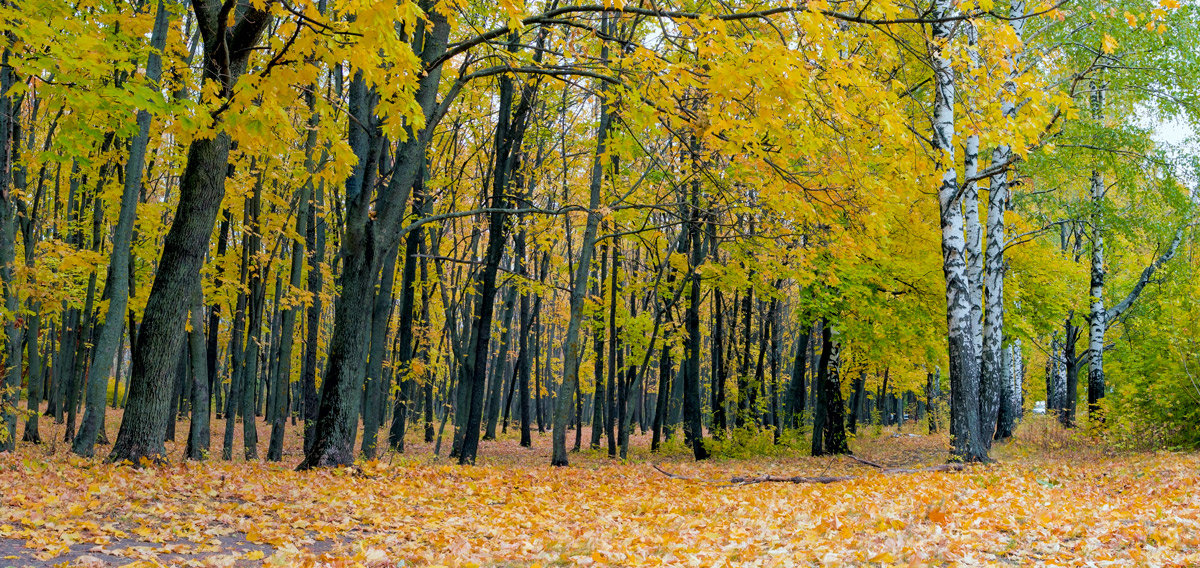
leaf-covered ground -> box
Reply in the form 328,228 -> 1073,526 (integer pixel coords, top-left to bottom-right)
4,412 -> 1200,567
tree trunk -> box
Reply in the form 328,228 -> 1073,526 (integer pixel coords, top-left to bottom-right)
361,244 -> 398,459
109,0 -> 273,465
207,212 -> 229,419
301,176 -> 325,454
267,176 -> 309,461
299,68 -> 382,468
222,238 -> 250,461
74,1 -> 171,458
300,8 -> 449,468
590,244 -> 607,450
483,284 -> 517,441
605,238 -> 619,458
931,0 -> 986,462
551,30 -> 612,466
682,172 -> 709,461
0,47 -> 20,451
386,176 -> 426,452
186,281 -> 210,460
784,322 -> 809,430
963,23 -> 986,448
711,289 -> 728,438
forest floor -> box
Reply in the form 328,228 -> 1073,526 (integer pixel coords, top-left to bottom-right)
3,411 -> 1200,567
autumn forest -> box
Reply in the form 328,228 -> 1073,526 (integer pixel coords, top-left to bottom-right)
1,0 -> 1200,564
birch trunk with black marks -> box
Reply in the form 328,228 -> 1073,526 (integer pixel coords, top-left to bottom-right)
981,0 -> 1025,444
963,26 -> 987,445
931,0 -> 986,462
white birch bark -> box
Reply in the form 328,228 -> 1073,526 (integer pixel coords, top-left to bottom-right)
932,1 -> 986,461
1010,340 -> 1024,419
1085,81 -> 1108,424
1083,81 -> 1185,421
1053,340 -> 1067,416
981,0 -> 1026,444
964,22 -> 984,370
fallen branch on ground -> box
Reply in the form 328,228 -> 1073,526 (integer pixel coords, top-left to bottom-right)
846,454 -> 886,469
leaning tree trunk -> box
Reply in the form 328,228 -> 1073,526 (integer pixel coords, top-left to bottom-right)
108,0 -> 273,465
300,8 -> 449,468
551,43 -> 612,466
387,179 -> 426,452
73,0 -> 171,458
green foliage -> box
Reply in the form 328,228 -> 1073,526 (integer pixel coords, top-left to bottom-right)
703,426 -> 810,459
1103,260 -> 1200,449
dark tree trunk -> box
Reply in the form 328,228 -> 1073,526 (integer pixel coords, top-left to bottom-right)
484,285 -> 517,441
810,327 -> 827,454
301,11 -> 448,468
420,244 -> 435,444
848,373 -> 864,435
387,179 -> 426,452
784,320 -> 810,431
682,172 -> 708,461
301,178 -> 325,454
222,245 -> 250,461
516,281 -> 534,447
239,175 -> 266,461
590,244 -> 607,450
167,342 -> 186,442
207,211 -> 229,419
1062,317 -> 1080,428
300,65 -> 387,468
605,239 -> 619,458
361,244 -> 399,459
710,288 -> 727,438
267,175 -> 309,461
0,47 -> 21,451
812,322 -> 849,455
533,312 -> 545,435
108,0 -> 273,465
186,281 -> 210,460
736,287 -> 753,429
